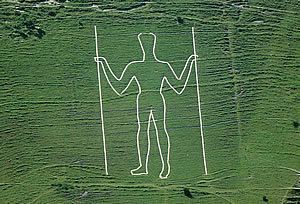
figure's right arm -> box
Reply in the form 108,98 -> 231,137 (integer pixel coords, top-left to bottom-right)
164,54 -> 197,94
94,57 -> 134,96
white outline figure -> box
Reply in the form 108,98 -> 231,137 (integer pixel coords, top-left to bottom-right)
94,26 -> 208,179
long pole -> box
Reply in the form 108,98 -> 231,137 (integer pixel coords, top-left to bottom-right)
192,27 -> 208,175
94,26 -> 108,175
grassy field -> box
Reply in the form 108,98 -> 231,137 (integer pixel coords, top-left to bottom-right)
0,0 -> 299,203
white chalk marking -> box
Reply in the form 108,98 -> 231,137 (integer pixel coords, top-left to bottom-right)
94,26 -> 207,178
192,27 -> 208,175
94,26 -> 108,175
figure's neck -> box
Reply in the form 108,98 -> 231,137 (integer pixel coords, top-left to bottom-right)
143,54 -> 156,61
143,47 -> 156,60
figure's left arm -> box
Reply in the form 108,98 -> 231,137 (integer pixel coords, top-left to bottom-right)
164,54 -> 197,94
94,56 -> 136,95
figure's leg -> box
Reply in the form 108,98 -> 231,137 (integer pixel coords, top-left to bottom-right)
131,100 -> 151,175
152,98 -> 171,179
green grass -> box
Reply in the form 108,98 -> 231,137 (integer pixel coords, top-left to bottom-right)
0,0 -> 299,203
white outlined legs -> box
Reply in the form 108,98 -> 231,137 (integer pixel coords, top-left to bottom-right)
153,102 -> 171,179
94,26 -> 208,179
130,95 -> 171,179
130,98 -> 152,176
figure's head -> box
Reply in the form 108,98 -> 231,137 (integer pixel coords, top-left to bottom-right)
138,33 -> 156,60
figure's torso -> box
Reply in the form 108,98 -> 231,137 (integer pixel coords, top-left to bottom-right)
130,61 -> 168,93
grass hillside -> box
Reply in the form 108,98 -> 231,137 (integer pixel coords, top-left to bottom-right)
0,1 -> 299,203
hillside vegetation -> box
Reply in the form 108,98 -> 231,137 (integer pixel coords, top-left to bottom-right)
0,0 -> 299,203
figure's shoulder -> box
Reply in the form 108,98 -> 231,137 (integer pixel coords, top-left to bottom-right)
127,60 -> 143,66
125,61 -> 139,69
160,60 -> 172,69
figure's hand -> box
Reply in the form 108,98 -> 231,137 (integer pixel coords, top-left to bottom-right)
191,54 -> 199,58
188,54 -> 199,61
94,56 -> 107,62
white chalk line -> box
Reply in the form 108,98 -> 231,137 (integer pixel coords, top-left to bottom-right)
94,26 -> 208,178
94,26 -> 108,175
192,27 -> 208,175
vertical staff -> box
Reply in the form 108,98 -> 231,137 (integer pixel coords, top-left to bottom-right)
94,26 -> 108,175
192,27 -> 208,175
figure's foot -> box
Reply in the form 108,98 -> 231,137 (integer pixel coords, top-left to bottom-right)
131,166 -> 148,175
159,167 -> 170,179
